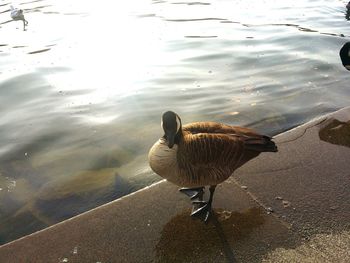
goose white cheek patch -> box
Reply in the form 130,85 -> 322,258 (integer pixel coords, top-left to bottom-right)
176,116 -> 181,133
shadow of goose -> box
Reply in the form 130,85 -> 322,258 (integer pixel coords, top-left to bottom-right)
319,118 -> 350,148
155,207 -> 264,263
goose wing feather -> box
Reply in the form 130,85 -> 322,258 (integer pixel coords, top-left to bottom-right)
183,122 -> 277,151
183,122 -> 262,137
179,122 -> 277,170
178,133 -> 246,168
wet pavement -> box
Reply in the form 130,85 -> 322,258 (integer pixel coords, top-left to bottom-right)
0,107 -> 349,262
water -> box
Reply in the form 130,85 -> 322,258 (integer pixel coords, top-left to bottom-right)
0,0 -> 349,245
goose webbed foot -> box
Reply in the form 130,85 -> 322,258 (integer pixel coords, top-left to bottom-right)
191,200 -> 212,222
179,187 -> 204,201
181,185 -> 217,223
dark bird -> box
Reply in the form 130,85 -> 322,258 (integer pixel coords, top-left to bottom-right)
340,42 -> 350,71
149,111 -> 277,222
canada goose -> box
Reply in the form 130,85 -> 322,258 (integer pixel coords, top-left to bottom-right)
10,5 -> 28,30
148,111 -> 278,222
340,42 -> 350,71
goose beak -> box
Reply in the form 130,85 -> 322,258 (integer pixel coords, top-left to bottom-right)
165,131 -> 175,148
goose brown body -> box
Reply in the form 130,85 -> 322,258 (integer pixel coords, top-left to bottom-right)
149,120 -> 277,187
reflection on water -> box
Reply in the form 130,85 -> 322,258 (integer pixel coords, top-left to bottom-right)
319,118 -> 350,147
1,0 -> 350,244
155,207 -> 264,263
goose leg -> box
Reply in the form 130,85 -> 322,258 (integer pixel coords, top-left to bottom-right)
191,185 -> 217,222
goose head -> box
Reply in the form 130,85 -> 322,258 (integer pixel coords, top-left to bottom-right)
161,111 -> 182,149
340,42 -> 350,71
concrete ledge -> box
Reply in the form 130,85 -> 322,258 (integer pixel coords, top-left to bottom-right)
1,107 -> 350,263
